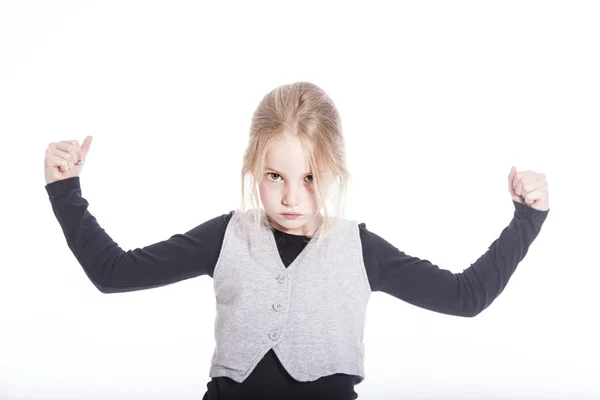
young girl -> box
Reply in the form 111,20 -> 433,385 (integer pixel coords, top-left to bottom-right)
44,81 -> 550,400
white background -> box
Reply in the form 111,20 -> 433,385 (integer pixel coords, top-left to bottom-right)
1,1 -> 599,399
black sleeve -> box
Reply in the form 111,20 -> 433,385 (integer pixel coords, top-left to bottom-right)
359,200 -> 549,317
45,177 -> 233,294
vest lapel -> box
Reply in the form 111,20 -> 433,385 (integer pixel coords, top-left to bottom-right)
259,208 -> 323,273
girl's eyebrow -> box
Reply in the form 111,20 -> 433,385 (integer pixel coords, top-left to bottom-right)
265,166 -> 312,175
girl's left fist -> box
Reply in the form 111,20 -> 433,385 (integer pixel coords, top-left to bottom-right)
508,166 -> 549,211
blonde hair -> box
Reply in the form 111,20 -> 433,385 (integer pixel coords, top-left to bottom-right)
239,81 -> 350,254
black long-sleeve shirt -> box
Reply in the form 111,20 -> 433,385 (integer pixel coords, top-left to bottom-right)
45,177 -> 549,400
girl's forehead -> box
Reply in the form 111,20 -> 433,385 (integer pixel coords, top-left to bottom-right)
265,137 -> 312,174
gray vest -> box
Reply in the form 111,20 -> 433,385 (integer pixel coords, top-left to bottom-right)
209,208 -> 372,383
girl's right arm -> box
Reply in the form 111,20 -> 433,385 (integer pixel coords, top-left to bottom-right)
46,177 -> 229,293
44,137 -> 228,293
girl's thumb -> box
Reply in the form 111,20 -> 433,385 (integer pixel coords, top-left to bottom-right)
81,135 -> 93,158
508,166 -> 516,192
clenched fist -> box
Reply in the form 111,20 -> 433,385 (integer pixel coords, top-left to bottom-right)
508,166 -> 549,212
44,136 -> 93,185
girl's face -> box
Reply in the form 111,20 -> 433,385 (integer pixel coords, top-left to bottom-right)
258,134 -> 321,237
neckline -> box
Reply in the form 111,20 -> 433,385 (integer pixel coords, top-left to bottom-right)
272,227 -> 312,242
262,209 -> 323,273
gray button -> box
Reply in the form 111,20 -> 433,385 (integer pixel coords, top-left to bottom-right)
273,302 -> 282,311
269,330 -> 279,340
276,274 -> 286,283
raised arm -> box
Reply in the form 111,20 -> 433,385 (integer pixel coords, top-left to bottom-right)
46,177 -> 231,293
363,200 -> 549,317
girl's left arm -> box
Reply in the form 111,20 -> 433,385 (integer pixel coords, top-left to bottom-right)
364,200 -> 549,317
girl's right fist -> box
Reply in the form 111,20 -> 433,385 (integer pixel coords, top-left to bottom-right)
44,136 -> 93,185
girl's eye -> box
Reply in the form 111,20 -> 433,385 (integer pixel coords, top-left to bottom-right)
266,173 -> 314,183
